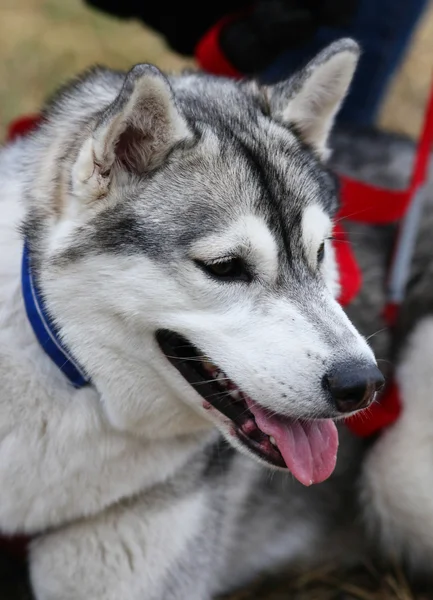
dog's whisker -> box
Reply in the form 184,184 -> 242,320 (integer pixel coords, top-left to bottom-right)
334,208 -> 370,223
204,390 -> 237,401
163,355 -> 209,363
377,358 -> 393,367
193,377 -> 232,386
366,327 -> 388,342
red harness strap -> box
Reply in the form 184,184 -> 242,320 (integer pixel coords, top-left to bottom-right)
344,79 -> 433,436
346,381 -> 401,437
195,15 -> 243,79
339,79 -> 433,227
334,80 -> 433,309
7,114 -> 41,141
332,222 -> 362,307
339,76 -> 433,229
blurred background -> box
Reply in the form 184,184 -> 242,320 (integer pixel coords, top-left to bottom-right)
0,0 -> 432,141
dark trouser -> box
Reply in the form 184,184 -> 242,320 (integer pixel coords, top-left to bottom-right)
261,0 -> 429,127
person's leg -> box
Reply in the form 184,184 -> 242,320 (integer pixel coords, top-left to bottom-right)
261,0 -> 429,127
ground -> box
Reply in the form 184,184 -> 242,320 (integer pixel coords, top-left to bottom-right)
1,1 -> 433,598
2,551 -> 431,600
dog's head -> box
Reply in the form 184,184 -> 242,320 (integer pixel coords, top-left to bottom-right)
25,39 -> 383,485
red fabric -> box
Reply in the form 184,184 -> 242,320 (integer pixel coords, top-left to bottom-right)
382,301 -> 399,328
343,79 -> 433,436
195,15 -> 243,78
345,381 -> 402,437
332,223 -> 362,306
339,75 -> 433,226
410,76 -> 433,193
339,178 -> 411,224
7,115 -> 41,142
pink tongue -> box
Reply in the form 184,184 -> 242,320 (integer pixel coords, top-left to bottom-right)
246,399 -> 339,486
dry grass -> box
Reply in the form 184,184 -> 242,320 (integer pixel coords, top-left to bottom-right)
0,0 -> 193,138
225,564 -> 432,600
3,553 -> 433,600
378,1 -> 433,138
0,1 -> 433,598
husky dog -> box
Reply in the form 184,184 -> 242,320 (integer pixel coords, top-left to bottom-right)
0,38 -> 431,599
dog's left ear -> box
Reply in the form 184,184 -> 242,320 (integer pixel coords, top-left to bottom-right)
72,64 -> 190,200
266,39 -> 360,159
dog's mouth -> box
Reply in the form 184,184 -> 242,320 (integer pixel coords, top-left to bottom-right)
156,330 -> 338,486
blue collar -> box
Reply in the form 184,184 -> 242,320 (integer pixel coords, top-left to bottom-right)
21,244 -> 90,388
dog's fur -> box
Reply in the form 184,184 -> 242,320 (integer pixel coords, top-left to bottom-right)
0,39 -> 432,599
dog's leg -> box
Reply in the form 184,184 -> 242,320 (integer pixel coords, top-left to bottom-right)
29,486 -> 215,600
361,316 -> 433,569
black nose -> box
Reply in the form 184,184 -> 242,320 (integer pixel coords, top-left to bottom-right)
324,363 -> 385,414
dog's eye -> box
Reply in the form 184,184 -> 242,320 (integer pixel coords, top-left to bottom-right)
317,242 -> 325,264
197,258 -> 250,282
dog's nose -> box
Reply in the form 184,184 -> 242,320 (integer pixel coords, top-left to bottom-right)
324,363 -> 385,414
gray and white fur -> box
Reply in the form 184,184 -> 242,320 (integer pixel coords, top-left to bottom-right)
0,39 -> 431,599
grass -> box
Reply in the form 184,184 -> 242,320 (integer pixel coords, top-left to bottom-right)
225,563 -> 432,600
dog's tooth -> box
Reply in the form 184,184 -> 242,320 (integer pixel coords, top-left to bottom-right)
269,436 -> 277,447
202,360 -> 216,372
216,372 -> 227,387
229,389 -> 240,400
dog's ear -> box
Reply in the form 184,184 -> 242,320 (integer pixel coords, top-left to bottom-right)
72,64 -> 190,200
266,39 -> 359,159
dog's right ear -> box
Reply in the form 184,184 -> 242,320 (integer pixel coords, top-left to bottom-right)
265,39 -> 360,160
72,64 -> 190,201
